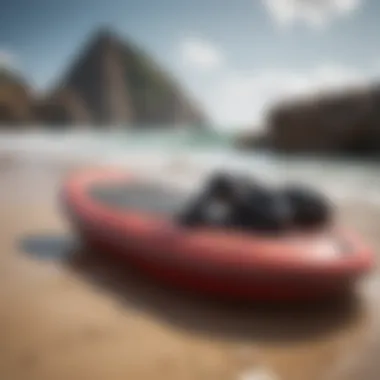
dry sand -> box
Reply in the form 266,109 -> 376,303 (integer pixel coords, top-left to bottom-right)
0,156 -> 380,380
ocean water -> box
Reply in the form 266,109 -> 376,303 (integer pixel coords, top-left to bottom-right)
1,128 -> 380,206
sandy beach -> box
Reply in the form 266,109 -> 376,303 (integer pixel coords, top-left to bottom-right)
0,156 -> 379,380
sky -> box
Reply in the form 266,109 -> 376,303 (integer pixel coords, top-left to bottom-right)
0,0 -> 379,128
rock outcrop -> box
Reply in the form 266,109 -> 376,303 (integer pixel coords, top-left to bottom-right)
234,130 -> 268,150
267,85 -> 380,155
46,28 -> 207,127
35,88 -> 91,127
0,69 -> 35,127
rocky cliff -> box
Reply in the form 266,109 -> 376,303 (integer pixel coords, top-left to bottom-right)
0,69 -> 35,127
266,85 -> 380,155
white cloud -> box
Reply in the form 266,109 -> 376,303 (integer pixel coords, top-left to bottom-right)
206,64 -> 370,128
262,0 -> 363,29
180,37 -> 223,70
176,35 -> 372,128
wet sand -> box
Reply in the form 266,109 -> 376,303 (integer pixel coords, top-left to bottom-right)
0,157 -> 380,380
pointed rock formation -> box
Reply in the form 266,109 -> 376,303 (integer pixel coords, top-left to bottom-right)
46,28 -> 207,127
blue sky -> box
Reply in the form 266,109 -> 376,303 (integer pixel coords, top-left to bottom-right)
0,0 -> 379,127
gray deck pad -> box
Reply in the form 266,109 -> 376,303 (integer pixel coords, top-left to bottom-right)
89,181 -> 192,217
